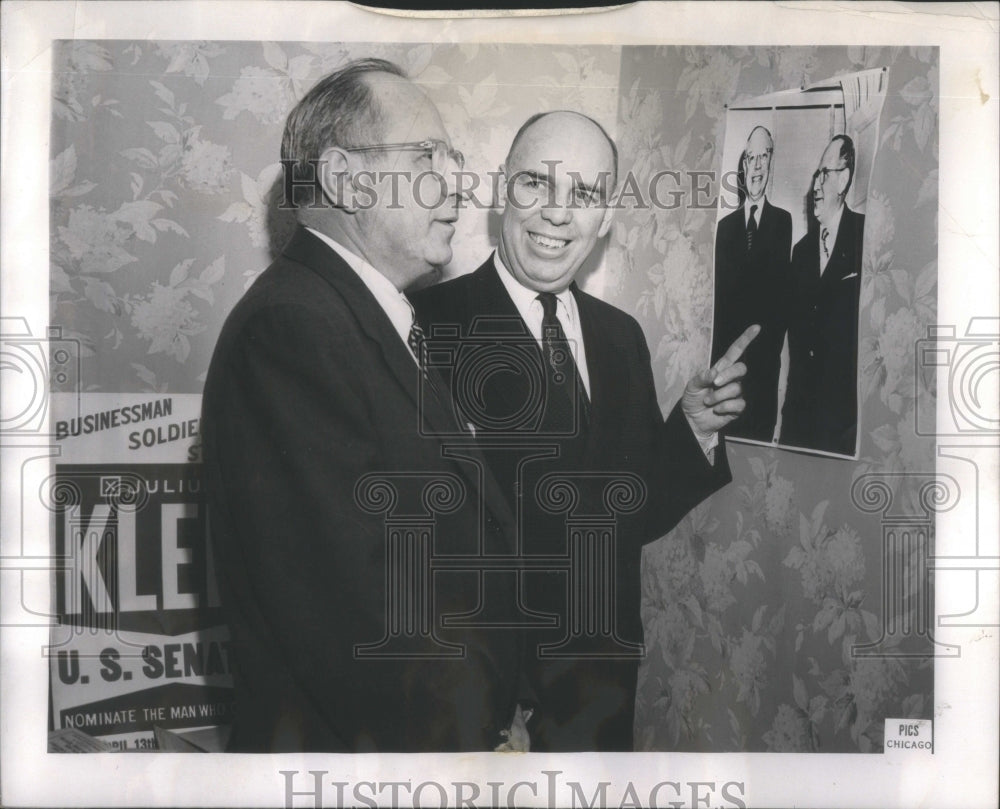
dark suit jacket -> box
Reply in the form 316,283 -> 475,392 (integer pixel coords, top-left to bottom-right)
712,198 -> 792,442
780,206 -> 865,456
411,257 -> 731,751
202,228 -> 522,752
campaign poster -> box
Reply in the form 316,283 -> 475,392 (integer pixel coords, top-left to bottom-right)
47,393 -> 233,751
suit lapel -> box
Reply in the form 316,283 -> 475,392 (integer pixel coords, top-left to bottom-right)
283,230 -> 521,546
822,208 -> 860,286
757,199 -> 774,243
471,260 -> 550,428
282,227 -> 474,441
474,258 -> 618,453
572,287 -> 626,457
733,207 -> 750,260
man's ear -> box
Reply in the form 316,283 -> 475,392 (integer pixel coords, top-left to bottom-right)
496,164 -> 509,212
317,146 -> 353,210
598,186 -> 616,238
836,169 -> 851,202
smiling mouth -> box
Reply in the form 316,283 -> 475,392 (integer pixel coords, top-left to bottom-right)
528,232 -> 570,250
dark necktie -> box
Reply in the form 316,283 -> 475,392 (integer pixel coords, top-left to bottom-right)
746,204 -> 758,252
537,292 -> 589,435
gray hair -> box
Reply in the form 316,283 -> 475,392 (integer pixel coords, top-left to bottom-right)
281,57 -> 407,190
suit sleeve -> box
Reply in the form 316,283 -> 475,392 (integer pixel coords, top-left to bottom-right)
633,320 -> 732,540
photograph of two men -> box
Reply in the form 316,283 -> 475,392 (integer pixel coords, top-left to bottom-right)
48,42 -> 937,755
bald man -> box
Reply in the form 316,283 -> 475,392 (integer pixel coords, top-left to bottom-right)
412,111 -> 756,751
712,125 -> 793,443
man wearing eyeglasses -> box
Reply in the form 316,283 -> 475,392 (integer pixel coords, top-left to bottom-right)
203,59 -> 523,752
712,126 -> 793,442
780,134 -> 865,456
412,111 -> 756,750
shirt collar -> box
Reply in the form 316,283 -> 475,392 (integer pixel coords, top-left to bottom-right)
304,226 -> 415,344
493,252 -> 577,329
820,203 -> 845,248
745,195 -> 766,225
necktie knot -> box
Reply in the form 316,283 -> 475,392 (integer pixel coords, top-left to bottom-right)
537,292 -> 559,322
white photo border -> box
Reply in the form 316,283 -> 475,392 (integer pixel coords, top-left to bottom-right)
2,2 -> 997,808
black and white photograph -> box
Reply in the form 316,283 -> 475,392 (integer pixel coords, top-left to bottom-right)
711,73 -> 887,457
1,2 -> 997,808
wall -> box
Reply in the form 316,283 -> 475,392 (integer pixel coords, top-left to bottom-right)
49,42 -> 938,752
611,46 -> 937,752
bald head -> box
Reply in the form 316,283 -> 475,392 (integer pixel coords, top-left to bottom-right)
743,125 -> 773,204
497,110 -> 618,294
506,111 -> 619,189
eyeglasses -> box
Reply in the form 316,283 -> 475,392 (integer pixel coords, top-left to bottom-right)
744,150 -> 772,166
813,166 -> 848,184
342,139 -> 465,170
507,170 -> 610,208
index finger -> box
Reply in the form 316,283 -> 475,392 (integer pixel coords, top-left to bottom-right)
712,324 -> 760,379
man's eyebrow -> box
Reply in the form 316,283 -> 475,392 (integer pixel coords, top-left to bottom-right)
571,174 -> 614,198
518,169 -> 552,183
572,179 -> 603,196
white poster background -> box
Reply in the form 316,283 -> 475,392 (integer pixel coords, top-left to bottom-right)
2,3 -> 997,808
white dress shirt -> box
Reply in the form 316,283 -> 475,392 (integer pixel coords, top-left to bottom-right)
744,195 -> 765,228
493,253 -> 591,397
493,253 -> 717,459
305,227 -> 418,363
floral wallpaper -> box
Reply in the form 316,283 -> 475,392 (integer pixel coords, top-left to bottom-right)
50,41 -> 619,393
612,47 -> 937,752
50,42 -> 937,753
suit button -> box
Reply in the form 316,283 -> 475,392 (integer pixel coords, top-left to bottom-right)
809,350 -> 815,357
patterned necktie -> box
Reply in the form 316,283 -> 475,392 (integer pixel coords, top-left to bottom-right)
407,315 -> 455,421
819,228 -> 830,277
746,204 -> 758,251
407,318 -> 425,362
537,292 -> 589,435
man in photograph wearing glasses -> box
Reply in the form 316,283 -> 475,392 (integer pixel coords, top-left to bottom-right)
202,59 -> 522,752
712,125 -> 793,442
780,134 -> 865,456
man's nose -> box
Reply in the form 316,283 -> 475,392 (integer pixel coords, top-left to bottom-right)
540,196 -> 573,226
430,163 -> 462,221
438,192 -> 461,223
